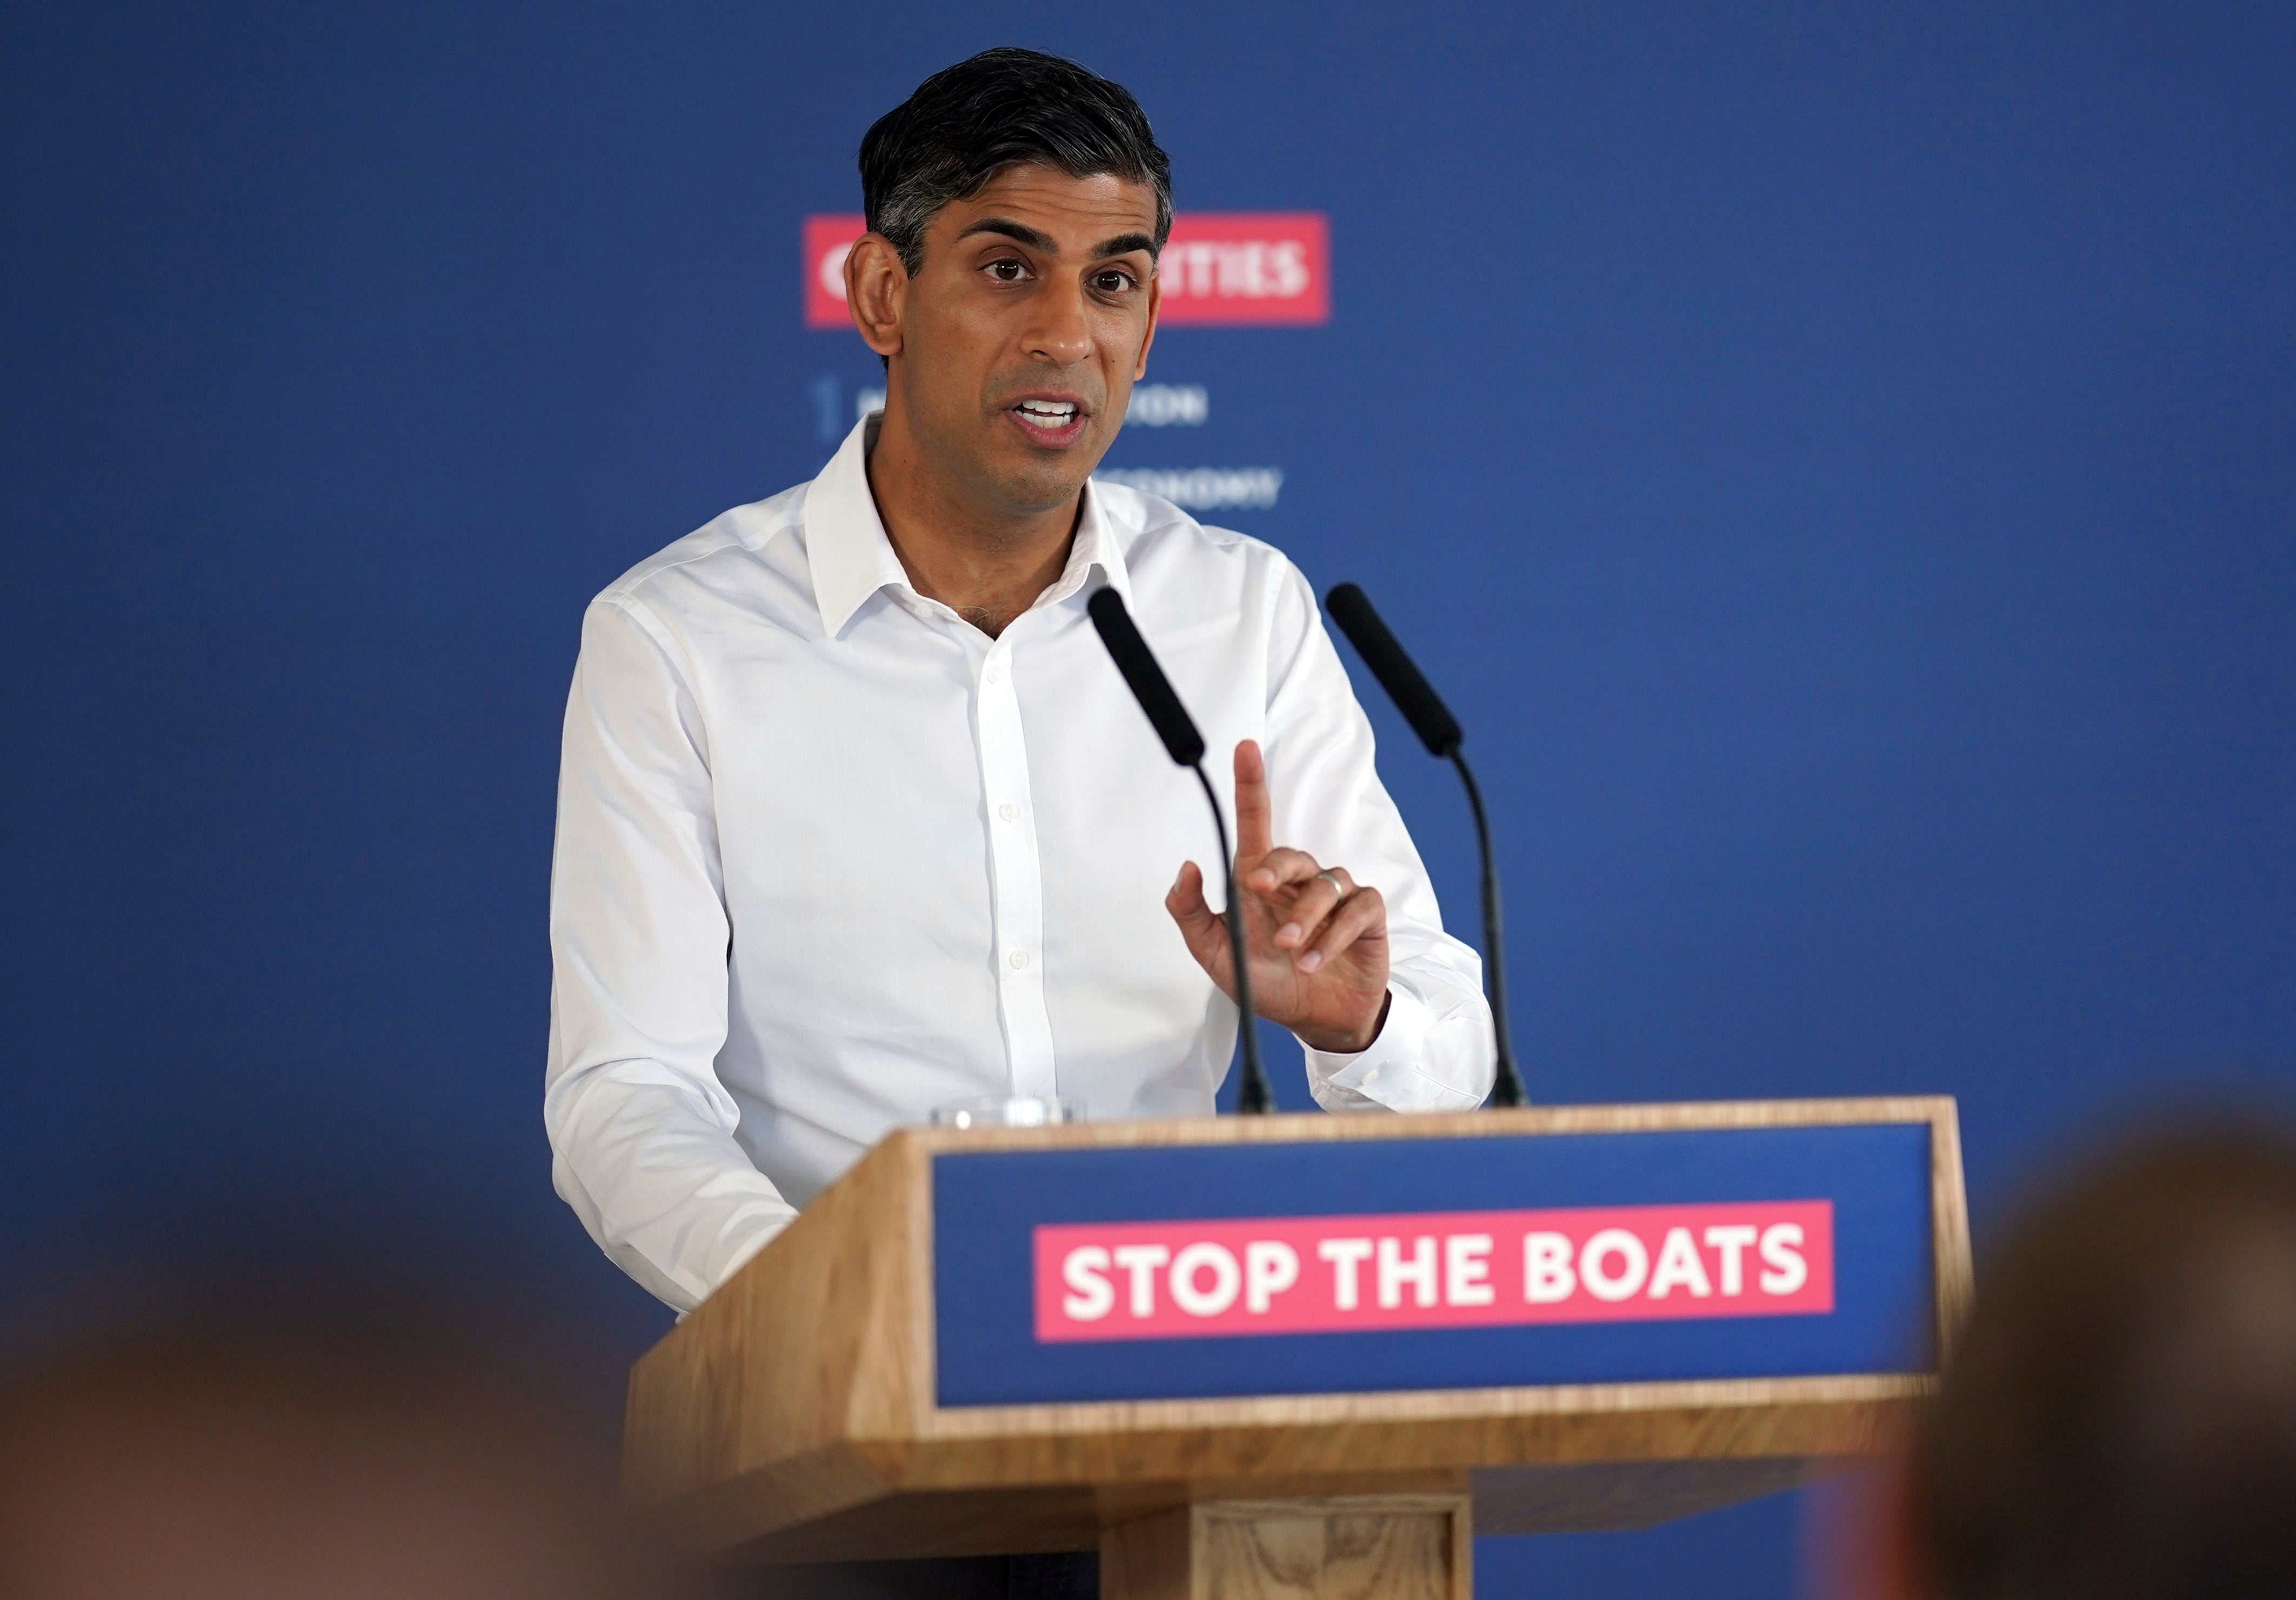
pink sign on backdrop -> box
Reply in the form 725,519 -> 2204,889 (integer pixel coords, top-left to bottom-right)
1032,1200 -> 1834,1344
1156,212 -> 1329,324
803,211 -> 1331,329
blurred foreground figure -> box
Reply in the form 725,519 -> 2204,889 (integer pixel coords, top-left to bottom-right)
1900,1124 -> 2296,1600
0,1319 -> 686,1600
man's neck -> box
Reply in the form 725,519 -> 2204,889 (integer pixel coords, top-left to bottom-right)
864,403 -> 1079,639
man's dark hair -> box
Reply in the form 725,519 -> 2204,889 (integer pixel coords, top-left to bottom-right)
1912,1122 -> 2296,1600
859,48 -> 1172,277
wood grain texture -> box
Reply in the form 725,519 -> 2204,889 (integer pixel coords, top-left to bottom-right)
903,1097 -> 1958,1157
622,1133 -> 929,1508
912,1371 -> 1929,1458
655,1382 -> 1919,1560
1103,1497 -> 1470,1600
1100,1507 -> 1193,1600
1929,1099 -> 1977,1359
622,1097 -> 1971,1562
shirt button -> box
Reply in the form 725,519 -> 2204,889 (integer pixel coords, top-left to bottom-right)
984,659 -> 1003,684
1008,949 -> 1029,970
998,802 -> 1019,822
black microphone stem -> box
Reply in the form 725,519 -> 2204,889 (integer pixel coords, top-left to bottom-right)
1449,749 -> 1524,1107
1196,763 -> 1273,1115
1089,585 -> 1279,1117
1323,581 -> 1528,1108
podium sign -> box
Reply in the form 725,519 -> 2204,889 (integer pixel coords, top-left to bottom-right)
937,1123 -> 1932,1406
625,1100 -> 1969,1598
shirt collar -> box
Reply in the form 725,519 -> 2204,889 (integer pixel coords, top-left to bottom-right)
804,414 -> 913,638
804,412 -> 1132,638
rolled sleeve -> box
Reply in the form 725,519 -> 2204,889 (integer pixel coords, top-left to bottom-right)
1304,983 -> 1491,1112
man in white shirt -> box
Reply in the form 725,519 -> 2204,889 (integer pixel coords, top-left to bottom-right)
545,48 -> 1497,1317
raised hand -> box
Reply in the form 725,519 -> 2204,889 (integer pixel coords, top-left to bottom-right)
1166,739 -> 1391,1055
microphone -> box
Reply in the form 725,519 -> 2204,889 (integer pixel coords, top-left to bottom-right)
1324,582 -> 1526,1108
1087,587 -> 1273,1115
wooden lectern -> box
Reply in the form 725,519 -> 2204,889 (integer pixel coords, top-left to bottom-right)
624,1098 -> 1970,1598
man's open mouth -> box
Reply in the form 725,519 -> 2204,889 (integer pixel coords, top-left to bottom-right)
1011,399 -> 1084,436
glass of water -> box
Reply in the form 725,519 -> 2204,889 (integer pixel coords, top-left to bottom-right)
930,1095 -> 1082,1130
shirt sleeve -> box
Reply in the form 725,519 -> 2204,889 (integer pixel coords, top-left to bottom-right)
543,596 -> 797,1311
1260,562 -> 1499,1112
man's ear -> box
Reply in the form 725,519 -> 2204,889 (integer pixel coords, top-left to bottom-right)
1133,261 -> 1163,381
845,234 -> 907,359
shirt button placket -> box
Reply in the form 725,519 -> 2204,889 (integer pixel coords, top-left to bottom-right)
976,639 -> 1057,1101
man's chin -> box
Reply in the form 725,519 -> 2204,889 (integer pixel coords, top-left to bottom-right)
980,454 -> 1099,519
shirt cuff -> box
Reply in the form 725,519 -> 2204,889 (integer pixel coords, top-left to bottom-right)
1300,985 -> 1488,1112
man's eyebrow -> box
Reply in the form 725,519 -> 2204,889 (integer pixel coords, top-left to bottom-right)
950,219 -> 1160,260
1092,232 -> 1160,261
953,217 -> 1056,251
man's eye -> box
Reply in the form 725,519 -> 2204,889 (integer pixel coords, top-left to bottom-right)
1093,270 -> 1136,293
987,259 -> 1029,282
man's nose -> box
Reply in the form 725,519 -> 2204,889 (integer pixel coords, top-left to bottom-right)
1023,277 -> 1093,366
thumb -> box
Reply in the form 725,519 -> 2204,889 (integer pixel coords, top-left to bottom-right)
1165,861 -> 1233,995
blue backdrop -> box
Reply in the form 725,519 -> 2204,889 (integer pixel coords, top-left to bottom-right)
4,4 -> 2291,1595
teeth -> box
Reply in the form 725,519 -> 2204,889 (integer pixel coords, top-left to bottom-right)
1015,402 -> 1078,426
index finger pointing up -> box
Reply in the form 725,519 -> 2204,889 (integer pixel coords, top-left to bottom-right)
1232,739 -> 1273,868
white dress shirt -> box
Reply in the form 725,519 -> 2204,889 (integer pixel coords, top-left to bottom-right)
545,416 -> 1496,1310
